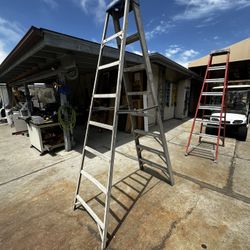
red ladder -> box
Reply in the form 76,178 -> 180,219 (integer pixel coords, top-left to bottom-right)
185,49 -> 230,162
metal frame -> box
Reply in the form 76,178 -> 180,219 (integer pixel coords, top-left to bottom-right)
74,1 -> 174,249
185,50 -> 230,162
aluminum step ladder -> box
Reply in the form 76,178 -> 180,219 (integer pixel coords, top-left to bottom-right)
185,49 -> 230,162
73,0 -> 174,249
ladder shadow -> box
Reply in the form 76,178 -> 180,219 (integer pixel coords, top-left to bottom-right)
80,168 -> 169,247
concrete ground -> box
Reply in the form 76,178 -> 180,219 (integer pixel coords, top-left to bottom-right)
0,119 -> 249,250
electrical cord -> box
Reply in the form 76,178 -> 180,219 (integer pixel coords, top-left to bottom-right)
58,105 -> 76,131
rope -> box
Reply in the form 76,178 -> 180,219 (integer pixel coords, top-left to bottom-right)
58,105 -> 76,131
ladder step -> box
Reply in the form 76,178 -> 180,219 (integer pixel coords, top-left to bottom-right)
94,93 -> 116,98
208,66 -> 226,71
211,49 -> 230,56
140,158 -> 167,172
203,114 -> 225,119
126,33 -> 140,45
134,129 -> 160,138
189,145 -> 214,153
89,121 -> 113,130
118,110 -> 153,117
137,144 -> 165,156
196,119 -> 220,126
85,145 -> 111,162
102,31 -> 123,44
199,105 -> 222,111
81,169 -> 107,194
194,132 -> 223,140
205,78 -> 224,83
205,124 -> 224,129
99,60 -> 120,70
76,195 -> 104,230
127,91 -> 150,96
202,92 -> 223,96
124,64 -> 145,72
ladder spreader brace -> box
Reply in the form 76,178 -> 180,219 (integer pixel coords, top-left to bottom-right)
73,0 -> 174,249
185,49 -> 230,162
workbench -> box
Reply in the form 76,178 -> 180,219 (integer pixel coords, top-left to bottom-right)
27,121 -> 64,155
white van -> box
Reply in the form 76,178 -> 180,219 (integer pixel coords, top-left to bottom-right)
206,84 -> 250,141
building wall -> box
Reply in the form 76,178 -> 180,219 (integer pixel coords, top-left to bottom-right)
175,79 -> 191,119
148,64 -> 191,126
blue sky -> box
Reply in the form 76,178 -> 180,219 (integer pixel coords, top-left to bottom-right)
0,0 -> 250,67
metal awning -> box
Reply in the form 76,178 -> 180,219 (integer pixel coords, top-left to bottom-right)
0,26 -> 143,85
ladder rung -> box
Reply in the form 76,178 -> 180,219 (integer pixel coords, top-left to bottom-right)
137,144 -> 164,156
189,145 -> 214,153
99,60 -> 120,70
126,33 -> 139,45
202,92 -> 223,96
102,31 -> 123,44
94,94 -> 116,98
134,129 -> 161,138
203,114 -> 225,119
199,105 -> 222,111
81,169 -> 107,194
85,145 -> 110,162
124,64 -> 145,72
205,124 -> 224,129
194,132 -> 223,140
118,110 -> 153,117
208,66 -> 226,71
205,78 -> 224,83
196,119 -> 220,125
140,158 -> 167,172
76,195 -> 104,230
127,91 -> 150,96
89,121 -> 113,130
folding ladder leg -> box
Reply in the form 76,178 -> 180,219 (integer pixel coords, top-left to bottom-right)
215,52 -> 230,161
101,1 -> 131,248
74,12 -> 110,209
132,2 -> 174,184
112,15 -> 144,170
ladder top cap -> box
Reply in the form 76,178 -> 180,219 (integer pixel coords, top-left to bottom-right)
210,49 -> 230,55
106,0 -> 139,14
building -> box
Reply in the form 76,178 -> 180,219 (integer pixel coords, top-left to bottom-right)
188,38 -> 250,114
0,26 -> 200,151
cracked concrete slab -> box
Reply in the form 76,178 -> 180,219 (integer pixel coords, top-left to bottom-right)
0,119 -> 249,249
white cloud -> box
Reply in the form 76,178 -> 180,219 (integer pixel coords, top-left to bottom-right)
174,0 -> 250,21
0,41 -> 7,64
0,17 -> 24,64
146,20 -> 174,40
165,45 -> 199,68
0,17 -> 23,43
41,0 -> 58,9
78,0 -> 107,23
165,45 -> 182,58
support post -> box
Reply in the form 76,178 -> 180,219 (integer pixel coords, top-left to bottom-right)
58,73 -> 72,151
24,83 -> 33,116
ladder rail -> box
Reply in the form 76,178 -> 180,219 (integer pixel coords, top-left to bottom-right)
215,52 -> 230,160
112,12 -> 144,170
133,2 -> 174,184
185,54 -> 212,155
101,1 -> 131,248
74,13 -> 110,209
